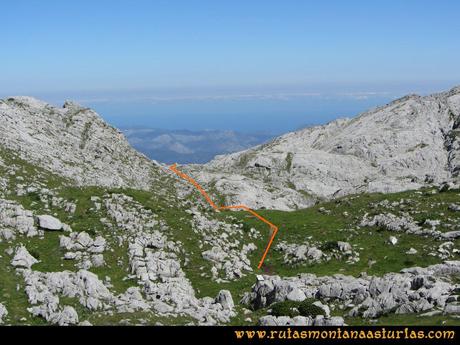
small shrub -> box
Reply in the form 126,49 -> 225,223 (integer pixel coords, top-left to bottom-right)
86,228 -> 96,237
414,213 -> 439,226
285,152 -> 293,172
404,259 -> 416,266
298,299 -> 325,317
241,222 -> 252,233
29,249 -> 40,260
270,301 -> 300,317
270,299 -> 326,318
320,241 -> 338,252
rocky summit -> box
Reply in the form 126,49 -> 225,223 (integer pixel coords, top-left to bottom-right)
0,89 -> 459,326
0,97 -> 161,189
189,86 -> 460,210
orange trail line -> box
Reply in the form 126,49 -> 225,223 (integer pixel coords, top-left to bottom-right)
168,163 -> 279,269
169,164 -> 220,210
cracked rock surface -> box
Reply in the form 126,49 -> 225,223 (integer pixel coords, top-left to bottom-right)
190,87 -> 460,210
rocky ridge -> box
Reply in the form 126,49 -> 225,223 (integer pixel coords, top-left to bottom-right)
0,97 -> 161,189
189,87 -> 460,210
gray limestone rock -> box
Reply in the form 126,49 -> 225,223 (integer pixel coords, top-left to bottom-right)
36,215 -> 62,231
0,303 -> 8,324
187,87 -> 460,210
243,261 -> 460,320
11,246 -> 38,269
0,97 -> 161,189
215,290 -> 234,310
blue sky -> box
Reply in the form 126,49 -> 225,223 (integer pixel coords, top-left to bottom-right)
1,0 -> 459,132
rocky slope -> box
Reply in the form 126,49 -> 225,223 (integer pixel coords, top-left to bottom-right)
188,86 -> 460,210
0,97 -> 161,189
0,94 -> 459,326
249,260 -> 460,326
0,97 -> 249,325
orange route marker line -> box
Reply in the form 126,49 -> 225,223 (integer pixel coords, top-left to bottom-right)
169,163 -> 279,269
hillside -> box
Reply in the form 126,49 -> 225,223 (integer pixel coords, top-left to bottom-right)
0,97 -> 162,189
0,95 -> 459,326
188,87 -> 460,210
0,98 -> 256,325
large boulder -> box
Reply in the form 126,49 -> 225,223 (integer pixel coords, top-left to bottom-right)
36,215 -> 63,231
11,246 -> 38,269
215,290 -> 234,310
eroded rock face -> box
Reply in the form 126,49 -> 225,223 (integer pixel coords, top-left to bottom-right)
189,87 -> 460,210
0,97 -> 161,189
243,261 -> 460,319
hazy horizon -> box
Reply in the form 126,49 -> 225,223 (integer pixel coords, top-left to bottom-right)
2,81 -> 458,134
1,1 -> 459,132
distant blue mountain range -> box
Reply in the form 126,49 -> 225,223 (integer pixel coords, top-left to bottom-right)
122,128 -> 275,164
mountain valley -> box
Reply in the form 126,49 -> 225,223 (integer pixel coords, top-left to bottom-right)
0,92 -> 459,326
